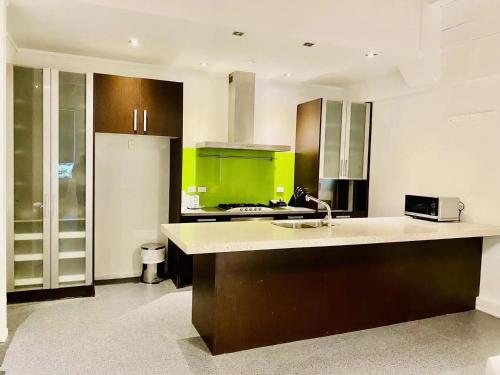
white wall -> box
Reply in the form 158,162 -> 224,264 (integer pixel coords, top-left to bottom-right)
352,0 -> 500,318
94,134 -> 169,280
369,79 -> 500,221
0,0 -> 8,343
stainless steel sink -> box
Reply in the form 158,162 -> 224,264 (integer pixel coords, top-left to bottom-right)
271,219 -> 332,229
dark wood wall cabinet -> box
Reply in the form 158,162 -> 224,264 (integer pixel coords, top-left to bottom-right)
94,73 -> 182,137
295,99 -> 323,210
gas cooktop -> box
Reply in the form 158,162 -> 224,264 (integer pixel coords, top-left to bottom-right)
218,203 -> 274,212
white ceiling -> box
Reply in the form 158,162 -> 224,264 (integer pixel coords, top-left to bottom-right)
7,0 -> 425,86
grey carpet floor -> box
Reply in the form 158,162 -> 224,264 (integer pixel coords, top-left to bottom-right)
1,281 -> 500,375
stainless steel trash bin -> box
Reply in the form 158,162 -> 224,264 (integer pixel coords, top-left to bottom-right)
140,243 -> 166,284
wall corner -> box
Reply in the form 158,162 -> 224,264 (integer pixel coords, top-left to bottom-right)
0,327 -> 8,343
476,296 -> 500,319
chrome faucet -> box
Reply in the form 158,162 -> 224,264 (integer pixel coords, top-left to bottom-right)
305,194 -> 332,227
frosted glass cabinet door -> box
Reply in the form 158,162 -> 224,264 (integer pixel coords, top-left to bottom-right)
54,71 -> 88,287
321,100 -> 344,178
12,66 -> 49,290
347,103 -> 369,179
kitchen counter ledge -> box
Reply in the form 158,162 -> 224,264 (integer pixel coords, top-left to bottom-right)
181,206 -> 316,217
162,216 -> 500,255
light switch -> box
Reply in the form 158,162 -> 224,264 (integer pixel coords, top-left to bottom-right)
187,186 -> 197,193
198,186 -> 207,193
128,140 -> 135,150
276,186 -> 285,193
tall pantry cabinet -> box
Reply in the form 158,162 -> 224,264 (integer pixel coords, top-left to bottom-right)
6,66 -> 94,299
92,73 -> 183,282
295,99 -> 372,215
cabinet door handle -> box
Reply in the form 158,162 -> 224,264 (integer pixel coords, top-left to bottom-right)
44,194 -> 49,219
133,109 -> 138,133
51,194 -> 57,218
341,159 -> 344,178
143,110 -> 148,134
344,160 -> 348,178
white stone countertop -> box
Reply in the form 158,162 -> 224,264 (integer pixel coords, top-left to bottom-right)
181,206 -> 317,216
161,216 -> 500,255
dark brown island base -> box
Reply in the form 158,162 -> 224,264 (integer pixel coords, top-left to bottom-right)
162,217 -> 500,355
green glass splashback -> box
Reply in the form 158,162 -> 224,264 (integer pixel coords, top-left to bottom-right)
182,148 -> 295,207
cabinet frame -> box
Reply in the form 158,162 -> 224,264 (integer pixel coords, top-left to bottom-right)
7,65 -> 94,292
319,100 -> 330,180
319,100 -> 371,180
343,102 -> 371,180
6,64 -> 14,291
49,69 -> 59,287
50,69 -> 94,288
85,73 -> 94,286
341,101 -> 350,179
94,73 -> 183,137
43,68 -> 52,289
6,66 -> 53,292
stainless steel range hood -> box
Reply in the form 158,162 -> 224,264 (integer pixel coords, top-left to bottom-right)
196,71 -> 291,152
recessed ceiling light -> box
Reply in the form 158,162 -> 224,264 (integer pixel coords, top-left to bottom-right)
365,52 -> 379,59
303,42 -> 315,47
284,72 -> 294,78
232,31 -> 245,37
128,37 -> 139,47
200,62 -> 208,67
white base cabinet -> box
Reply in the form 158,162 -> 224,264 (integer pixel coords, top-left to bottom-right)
7,65 -> 93,292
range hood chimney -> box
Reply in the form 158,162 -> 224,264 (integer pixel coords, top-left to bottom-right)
196,71 -> 291,152
228,71 -> 255,144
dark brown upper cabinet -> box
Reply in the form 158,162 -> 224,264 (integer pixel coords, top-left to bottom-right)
94,73 -> 183,137
140,78 -> 183,137
294,98 -> 322,209
94,73 -> 141,135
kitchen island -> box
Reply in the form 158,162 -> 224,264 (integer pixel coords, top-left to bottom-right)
162,217 -> 500,355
